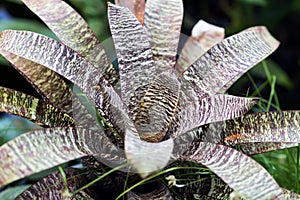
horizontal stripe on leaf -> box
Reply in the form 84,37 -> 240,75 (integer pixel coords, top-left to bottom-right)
144,0 -> 183,71
0,127 -> 125,187
115,0 -> 145,24
180,26 -> 279,94
22,0 -> 118,86
175,20 -> 224,74
173,140 -> 284,199
0,86 -> 74,127
0,49 -> 73,115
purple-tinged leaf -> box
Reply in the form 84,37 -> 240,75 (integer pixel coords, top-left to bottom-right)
144,0 -> 183,71
168,94 -> 258,138
224,111 -> 300,145
0,30 -> 174,177
173,140 -> 284,199
0,86 -> 74,127
107,3 -> 155,107
176,20 -> 224,74
115,0 -> 145,24
0,50 -> 73,115
0,127 -> 125,187
180,26 -> 279,94
21,0 -> 118,86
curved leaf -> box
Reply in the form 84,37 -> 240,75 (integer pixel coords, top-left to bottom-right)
176,20 -> 224,74
108,3 -> 155,107
0,86 -> 74,127
224,111 -> 300,145
115,0 -> 145,24
168,94 -> 258,138
180,26 -> 279,94
173,140 -> 284,199
144,0 -> 183,71
0,127 -> 125,187
0,50 -> 73,115
21,0 -> 118,86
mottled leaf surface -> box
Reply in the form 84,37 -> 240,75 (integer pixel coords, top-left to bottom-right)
115,0 -> 145,24
173,140 -> 284,199
144,0 -> 183,71
176,20 -> 224,74
0,127 -> 125,187
224,111 -> 300,145
22,0 -> 118,86
0,50 -> 73,115
180,26 -> 279,94
0,86 -> 74,127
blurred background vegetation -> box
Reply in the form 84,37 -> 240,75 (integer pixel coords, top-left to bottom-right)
0,0 -> 300,195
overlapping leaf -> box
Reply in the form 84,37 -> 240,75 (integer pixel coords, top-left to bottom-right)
176,20 -> 225,74
173,139 -> 284,199
0,127 -> 125,186
21,0 -> 118,86
144,0 -> 183,71
115,0 -> 145,24
180,26 -> 279,94
0,86 -> 74,127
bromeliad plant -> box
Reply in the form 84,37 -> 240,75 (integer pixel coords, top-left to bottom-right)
0,0 -> 300,199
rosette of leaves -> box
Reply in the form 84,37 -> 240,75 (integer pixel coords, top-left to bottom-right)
0,0 -> 299,199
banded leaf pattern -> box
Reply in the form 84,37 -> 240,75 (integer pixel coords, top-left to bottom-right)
181,26 -> 279,95
0,86 -> 74,127
22,0 -> 118,86
0,127 -> 125,186
144,0 -> 183,71
174,141 -> 284,199
176,20 -> 224,74
115,0 -> 145,24
0,50 -> 73,115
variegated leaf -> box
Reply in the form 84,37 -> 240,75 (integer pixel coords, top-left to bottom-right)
21,0 -> 118,86
0,127 -> 125,187
0,30 -> 174,178
176,20 -> 224,74
144,0 -> 183,71
224,111 -> 300,145
115,0 -> 145,24
173,140 -> 284,199
168,94 -> 258,138
0,86 -> 74,127
180,26 -> 279,94
108,3 -> 155,107
0,50 -> 73,115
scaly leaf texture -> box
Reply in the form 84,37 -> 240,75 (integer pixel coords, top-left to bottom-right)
0,50 -> 73,115
223,111 -> 300,145
168,94 -> 258,138
130,72 -> 180,142
180,26 -> 279,95
173,140 -> 284,199
175,20 -> 225,74
0,86 -> 74,127
16,169 -> 91,199
144,0 -> 183,71
0,127 -> 125,187
21,0 -> 118,86
0,30 -> 174,177
115,0 -> 145,24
